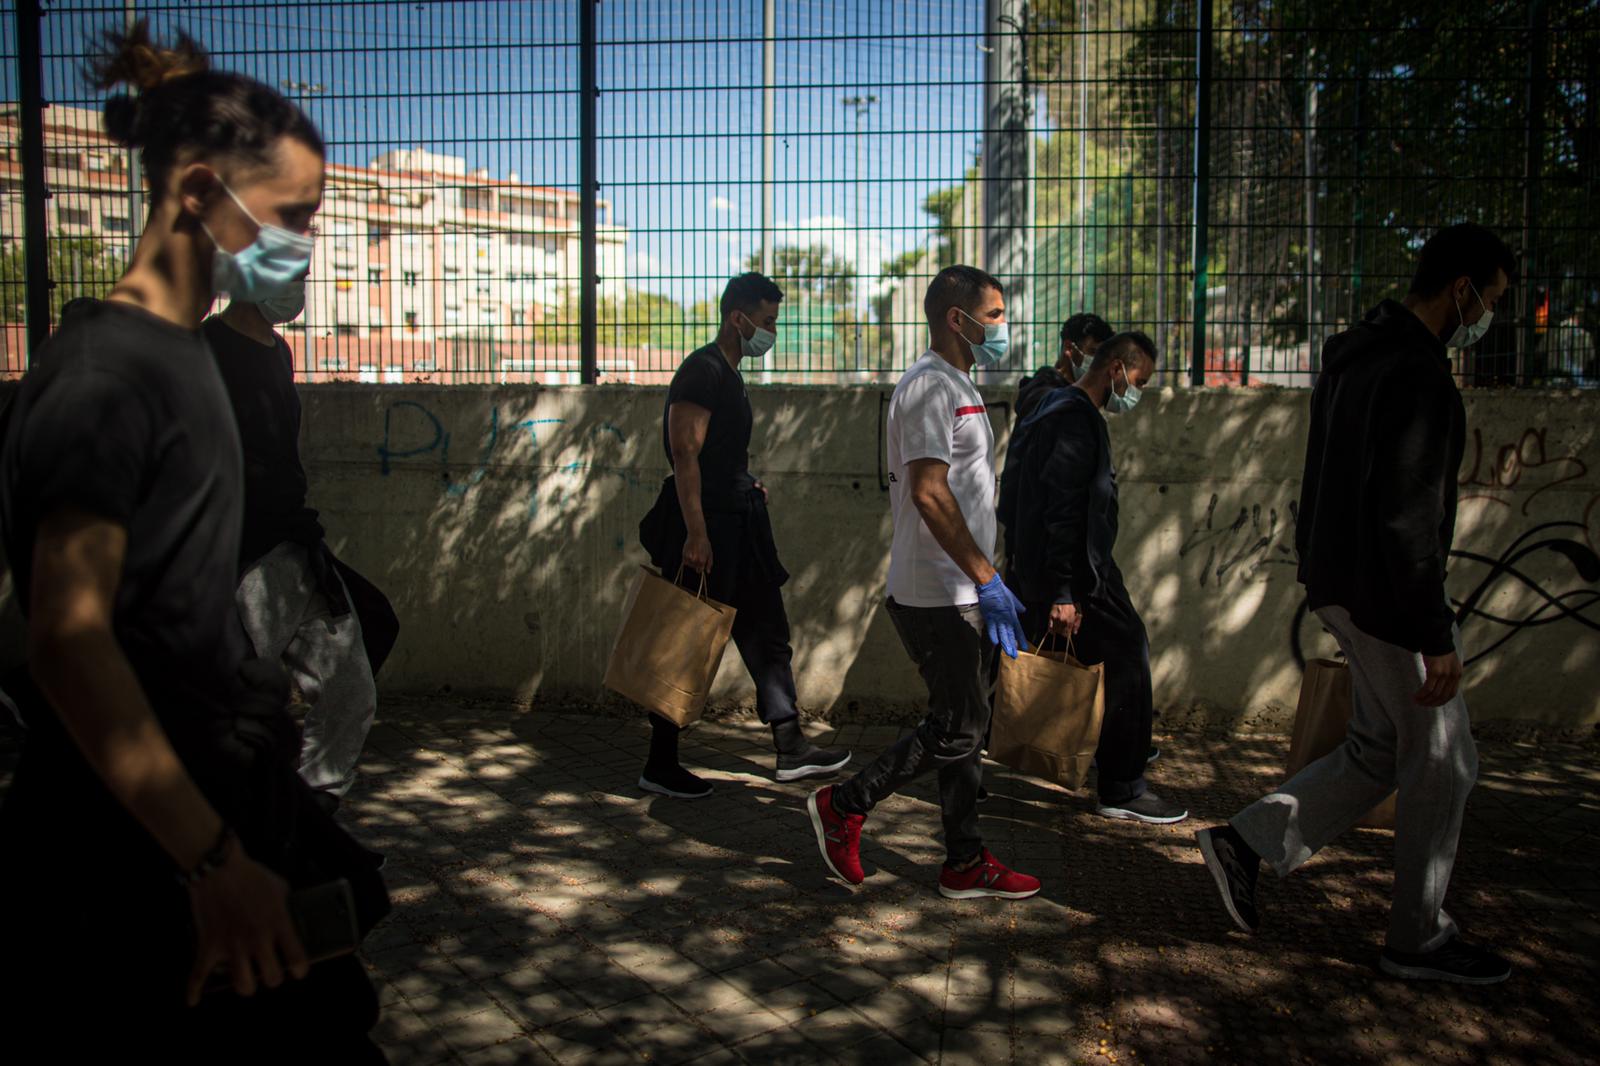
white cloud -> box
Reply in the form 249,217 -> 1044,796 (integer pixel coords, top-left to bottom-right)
718,232 -> 743,245
709,196 -> 737,215
769,215 -> 897,301
627,251 -> 662,276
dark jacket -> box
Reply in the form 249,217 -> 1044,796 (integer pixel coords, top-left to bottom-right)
1016,364 -> 1072,419
998,385 -> 1118,606
1298,299 -> 1465,656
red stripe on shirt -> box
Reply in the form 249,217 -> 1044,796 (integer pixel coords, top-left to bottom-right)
954,404 -> 987,417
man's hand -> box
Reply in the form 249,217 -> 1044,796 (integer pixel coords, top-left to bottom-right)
754,479 -> 769,503
682,531 -> 713,574
185,836 -> 309,1005
1414,651 -> 1463,707
1048,602 -> 1082,637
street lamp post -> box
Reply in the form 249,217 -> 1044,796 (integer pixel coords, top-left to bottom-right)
840,93 -> 876,372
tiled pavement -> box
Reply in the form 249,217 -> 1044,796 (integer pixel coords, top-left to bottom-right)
334,705 -> 1600,1065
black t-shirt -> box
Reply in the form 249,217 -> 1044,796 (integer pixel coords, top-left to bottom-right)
0,300 -> 248,720
203,316 -> 323,569
661,342 -> 753,506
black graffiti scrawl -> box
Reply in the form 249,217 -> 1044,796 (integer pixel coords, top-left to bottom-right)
1179,493 -> 1299,588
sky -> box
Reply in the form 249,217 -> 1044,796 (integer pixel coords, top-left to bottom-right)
11,0 -> 999,310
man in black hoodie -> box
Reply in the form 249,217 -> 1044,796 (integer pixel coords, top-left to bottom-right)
1196,224 -> 1516,986
999,330 -> 1186,824
1016,312 -> 1112,419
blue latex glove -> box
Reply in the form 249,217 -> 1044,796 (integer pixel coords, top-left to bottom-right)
975,573 -> 1027,659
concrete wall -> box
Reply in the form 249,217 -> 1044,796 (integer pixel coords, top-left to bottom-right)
3,383 -> 1598,734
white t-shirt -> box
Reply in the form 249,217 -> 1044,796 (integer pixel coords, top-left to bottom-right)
885,350 -> 997,607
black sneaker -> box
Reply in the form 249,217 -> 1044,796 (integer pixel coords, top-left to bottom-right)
1147,746 -> 1160,765
776,744 -> 852,783
1195,824 -> 1261,934
1379,938 -> 1511,985
1096,790 -> 1189,824
639,764 -> 713,799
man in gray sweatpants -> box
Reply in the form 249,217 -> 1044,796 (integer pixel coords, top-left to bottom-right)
1195,224 -> 1517,986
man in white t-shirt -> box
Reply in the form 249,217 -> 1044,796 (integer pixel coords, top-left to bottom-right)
806,265 -> 1041,901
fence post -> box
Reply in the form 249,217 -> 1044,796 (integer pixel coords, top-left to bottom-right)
1189,0 -> 1214,388
1519,0 -> 1548,386
578,0 -> 599,385
17,0 -> 50,359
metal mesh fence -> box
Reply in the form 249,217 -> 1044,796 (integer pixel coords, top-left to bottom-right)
2,1 -> 1596,387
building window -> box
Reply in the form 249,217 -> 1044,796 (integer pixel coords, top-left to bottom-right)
367,224 -> 389,246
368,268 -> 383,285
101,214 -> 131,233
403,311 -> 419,332
58,206 -> 91,227
403,271 -> 419,288
510,309 -> 525,325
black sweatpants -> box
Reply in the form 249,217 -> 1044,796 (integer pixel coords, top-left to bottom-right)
1021,563 -> 1153,805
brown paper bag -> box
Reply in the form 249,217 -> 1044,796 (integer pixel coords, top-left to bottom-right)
989,633 -> 1106,790
603,566 -> 736,728
1286,659 -> 1397,829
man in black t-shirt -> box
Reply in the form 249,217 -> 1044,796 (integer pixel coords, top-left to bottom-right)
204,290 -> 398,814
636,273 -> 851,798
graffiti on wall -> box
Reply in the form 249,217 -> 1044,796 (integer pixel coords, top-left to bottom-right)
1286,426 -> 1600,668
1178,493 -> 1300,589
376,400 -> 645,520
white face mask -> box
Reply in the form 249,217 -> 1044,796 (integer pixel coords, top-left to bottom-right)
1445,280 -> 1493,348
1106,362 -> 1142,414
736,312 -> 776,360
257,285 -> 306,324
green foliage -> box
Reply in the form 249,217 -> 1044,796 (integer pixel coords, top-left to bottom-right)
0,237 -> 124,325
745,244 -> 856,307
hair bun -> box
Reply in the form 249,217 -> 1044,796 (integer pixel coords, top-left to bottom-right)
87,20 -> 209,97
102,93 -> 142,147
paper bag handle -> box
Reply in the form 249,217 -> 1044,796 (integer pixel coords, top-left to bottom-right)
672,565 -> 711,603
1031,630 -> 1077,659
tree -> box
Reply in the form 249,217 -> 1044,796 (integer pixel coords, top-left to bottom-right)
745,245 -> 855,308
0,236 -> 124,325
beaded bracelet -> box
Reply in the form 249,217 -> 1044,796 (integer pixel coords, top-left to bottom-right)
177,824 -> 237,886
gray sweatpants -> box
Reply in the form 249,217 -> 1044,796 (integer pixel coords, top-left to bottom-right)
1231,605 -> 1478,953
237,542 -> 377,797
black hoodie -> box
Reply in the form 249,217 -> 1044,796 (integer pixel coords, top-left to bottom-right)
1016,362 -> 1075,419
1297,299 -> 1465,656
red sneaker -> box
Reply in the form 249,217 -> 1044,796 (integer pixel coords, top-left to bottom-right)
938,848 -> 1041,900
808,785 -> 865,885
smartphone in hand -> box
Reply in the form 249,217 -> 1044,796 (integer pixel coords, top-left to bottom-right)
202,877 -> 361,996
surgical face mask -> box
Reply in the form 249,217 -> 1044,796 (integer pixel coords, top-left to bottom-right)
1445,281 -> 1493,348
1106,362 -> 1142,414
257,285 -> 306,325
957,307 -> 1009,367
202,181 -> 316,304
736,312 -> 776,361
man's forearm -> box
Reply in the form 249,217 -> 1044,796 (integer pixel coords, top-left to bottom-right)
31,629 -> 226,873
913,488 -> 996,586
673,454 -> 708,538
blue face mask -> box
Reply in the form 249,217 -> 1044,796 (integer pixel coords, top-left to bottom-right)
957,307 -> 1009,367
203,181 -> 315,304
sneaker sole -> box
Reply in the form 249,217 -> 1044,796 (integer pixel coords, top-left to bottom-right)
1196,828 -> 1258,934
638,775 -> 713,800
776,752 -> 853,782
806,791 -> 862,885
938,884 -> 1040,901
1378,956 -> 1510,985
1096,805 -> 1189,825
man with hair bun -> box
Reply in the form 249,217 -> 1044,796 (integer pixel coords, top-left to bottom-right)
0,22 -> 387,1058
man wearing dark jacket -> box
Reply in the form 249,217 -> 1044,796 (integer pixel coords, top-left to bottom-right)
1016,312 -> 1112,418
1196,223 -> 1516,986
999,331 -> 1185,824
